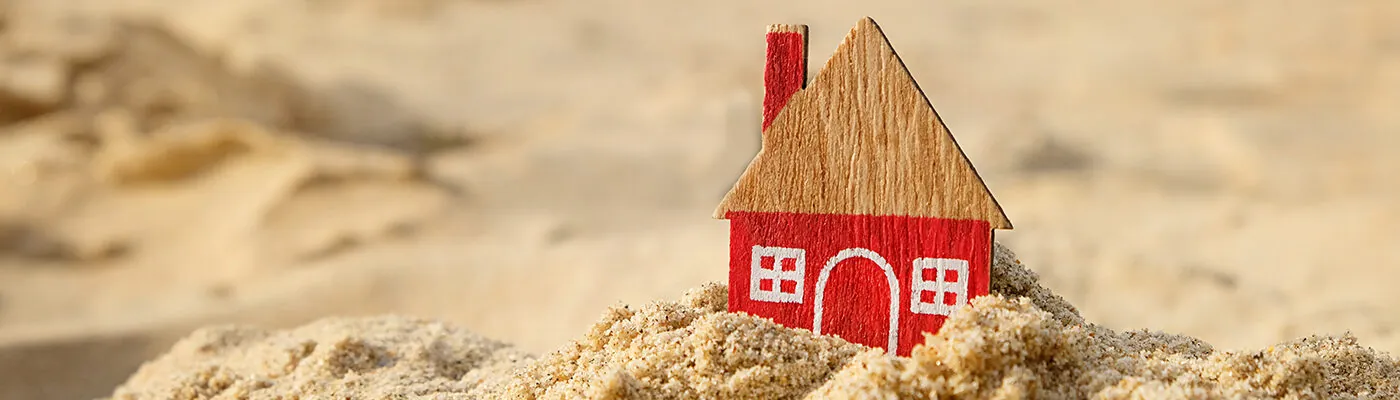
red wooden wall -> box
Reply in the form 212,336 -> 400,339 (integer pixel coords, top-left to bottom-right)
727,211 -> 991,356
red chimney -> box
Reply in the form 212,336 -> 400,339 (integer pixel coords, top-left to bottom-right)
762,24 -> 807,131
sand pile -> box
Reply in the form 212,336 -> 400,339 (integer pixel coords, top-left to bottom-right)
107,244 -> 1400,399
814,298 -> 1397,399
483,282 -> 864,399
106,316 -> 529,400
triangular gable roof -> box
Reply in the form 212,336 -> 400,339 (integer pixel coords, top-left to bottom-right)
715,17 -> 1012,229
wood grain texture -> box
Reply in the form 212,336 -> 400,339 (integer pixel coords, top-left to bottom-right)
762,24 -> 807,131
717,17 -> 1011,229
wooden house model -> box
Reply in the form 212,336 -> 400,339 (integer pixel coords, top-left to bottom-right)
715,18 -> 1012,356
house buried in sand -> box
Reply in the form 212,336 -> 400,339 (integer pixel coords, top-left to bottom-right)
715,18 -> 1012,356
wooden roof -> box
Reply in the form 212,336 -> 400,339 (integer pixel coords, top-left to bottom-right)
716,18 -> 1011,229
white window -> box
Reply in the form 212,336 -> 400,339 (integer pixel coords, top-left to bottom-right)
749,245 -> 805,303
910,258 -> 970,316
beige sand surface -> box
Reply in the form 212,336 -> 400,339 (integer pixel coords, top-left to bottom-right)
105,245 -> 1399,399
2,0 -> 1399,399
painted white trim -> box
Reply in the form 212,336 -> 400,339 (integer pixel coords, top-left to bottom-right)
910,258 -> 970,316
813,248 -> 900,354
749,245 -> 806,303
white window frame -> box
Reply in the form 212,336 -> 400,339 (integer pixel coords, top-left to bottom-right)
910,257 -> 970,316
749,245 -> 805,303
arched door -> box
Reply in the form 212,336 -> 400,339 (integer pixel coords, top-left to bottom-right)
813,248 -> 900,354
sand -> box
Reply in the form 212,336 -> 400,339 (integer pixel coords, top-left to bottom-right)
105,244 -> 1400,399
4,0 -> 1400,399
108,317 -> 529,400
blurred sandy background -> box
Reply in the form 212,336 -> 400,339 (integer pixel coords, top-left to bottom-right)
0,0 -> 1397,398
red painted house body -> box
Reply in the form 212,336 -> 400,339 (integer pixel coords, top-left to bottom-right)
716,19 -> 1012,356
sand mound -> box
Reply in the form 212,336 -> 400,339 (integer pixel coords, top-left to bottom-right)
108,316 -> 529,400
813,297 -> 1397,399
107,244 -> 1400,399
483,283 -> 866,399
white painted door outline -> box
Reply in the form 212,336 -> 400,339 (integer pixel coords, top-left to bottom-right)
813,248 -> 900,354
